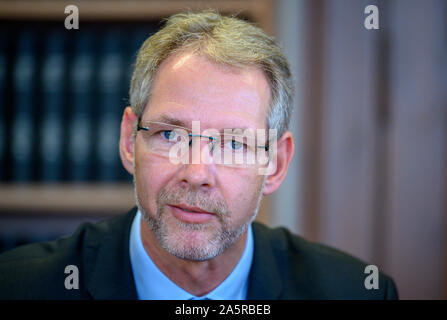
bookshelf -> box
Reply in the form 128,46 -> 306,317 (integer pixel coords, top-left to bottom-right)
0,183 -> 134,214
0,0 -> 274,222
0,0 -> 274,34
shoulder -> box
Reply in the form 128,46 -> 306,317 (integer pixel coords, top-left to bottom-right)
0,223 -> 89,299
251,222 -> 399,299
0,211 -> 135,299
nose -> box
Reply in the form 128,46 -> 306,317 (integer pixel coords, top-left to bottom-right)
177,139 -> 216,189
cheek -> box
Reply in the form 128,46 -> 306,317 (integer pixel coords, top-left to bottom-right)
134,151 -> 174,212
222,170 -> 264,223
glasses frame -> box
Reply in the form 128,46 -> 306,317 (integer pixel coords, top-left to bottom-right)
136,118 -> 270,152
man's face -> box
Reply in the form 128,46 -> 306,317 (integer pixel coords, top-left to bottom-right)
133,52 -> 271,261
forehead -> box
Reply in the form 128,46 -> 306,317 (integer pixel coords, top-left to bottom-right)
143,51 -> 271,130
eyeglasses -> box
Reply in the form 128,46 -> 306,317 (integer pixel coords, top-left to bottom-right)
136,119 -> 274,168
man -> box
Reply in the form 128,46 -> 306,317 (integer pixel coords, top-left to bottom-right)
0,10 -> 398,299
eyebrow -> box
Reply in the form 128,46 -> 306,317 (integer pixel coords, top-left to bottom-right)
143,114 -> 255,132
148,115 -> 189,128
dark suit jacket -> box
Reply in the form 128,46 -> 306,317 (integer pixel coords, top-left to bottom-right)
0,207 -> 398,299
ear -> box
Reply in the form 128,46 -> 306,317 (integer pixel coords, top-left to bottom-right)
262,131 -> 294,195
119,106 -> 138,175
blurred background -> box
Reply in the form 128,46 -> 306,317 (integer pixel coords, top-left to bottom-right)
0,0 -> 445,299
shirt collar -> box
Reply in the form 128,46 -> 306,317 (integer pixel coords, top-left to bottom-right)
129,210 -> 254,300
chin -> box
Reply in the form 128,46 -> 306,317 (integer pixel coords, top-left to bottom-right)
160,221 -> 225,260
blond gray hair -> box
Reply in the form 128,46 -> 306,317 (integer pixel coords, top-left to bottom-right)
130,10 -> 294,137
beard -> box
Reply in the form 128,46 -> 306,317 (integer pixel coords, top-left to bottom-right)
134,177 -> 265,262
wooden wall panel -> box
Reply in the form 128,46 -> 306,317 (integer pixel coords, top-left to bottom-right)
296,0 -> 446,298
299,0 -> 326,242
318,0 -> 378,264
384,0 -> 447,299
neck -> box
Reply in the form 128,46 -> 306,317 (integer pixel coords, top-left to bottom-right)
140,218 -> 248,297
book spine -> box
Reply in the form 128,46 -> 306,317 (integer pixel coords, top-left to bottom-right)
96,30 -> 123,182
67,32 -> 95,181
39,31 -> 66,181
0,33 -> 7,181
11,32 -> 37,182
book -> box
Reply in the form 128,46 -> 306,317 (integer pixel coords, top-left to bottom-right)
96,30 -> 124,181
67,31 -> 95,181
39,30 -> 66,181
0,33 -> 7,181
10,32 -> 37,182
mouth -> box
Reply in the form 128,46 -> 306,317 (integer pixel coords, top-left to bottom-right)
168,204 -> 215,224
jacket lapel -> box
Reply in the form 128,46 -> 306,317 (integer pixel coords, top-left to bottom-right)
246,223 -> 283,299
83,209 -> 284,300
84,208 -> 139,299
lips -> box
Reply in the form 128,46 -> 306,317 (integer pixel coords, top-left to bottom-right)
172,204 -> 212,214
168,204 -> 215,223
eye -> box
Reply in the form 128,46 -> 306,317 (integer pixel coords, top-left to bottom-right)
222,137 -> 245,151
160,130 -> 178,141
231,139 -> 244,150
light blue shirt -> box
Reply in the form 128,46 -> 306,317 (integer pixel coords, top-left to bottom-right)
129,210 -> 254,300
